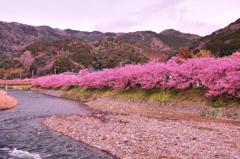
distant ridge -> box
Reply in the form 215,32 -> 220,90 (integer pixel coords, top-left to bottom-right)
190,18 -> 240,56
0,21 -> 200,56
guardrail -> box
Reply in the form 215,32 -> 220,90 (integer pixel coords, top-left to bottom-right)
0,83 -> 32,91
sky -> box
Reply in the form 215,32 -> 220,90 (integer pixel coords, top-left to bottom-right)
0,0 -> 239,36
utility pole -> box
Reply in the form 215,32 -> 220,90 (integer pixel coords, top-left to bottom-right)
5,84 -> 8,91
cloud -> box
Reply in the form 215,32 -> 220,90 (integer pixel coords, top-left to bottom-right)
0,0 -> 239,35
94,19 -> 143,32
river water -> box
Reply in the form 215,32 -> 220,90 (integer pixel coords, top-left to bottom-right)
0,91 -> 116,159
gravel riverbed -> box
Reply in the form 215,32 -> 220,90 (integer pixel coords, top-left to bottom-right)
44,112 -> 240,159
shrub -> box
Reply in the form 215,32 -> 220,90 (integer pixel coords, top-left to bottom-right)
195,49 -> 213,58
177,48 -> 193,58
0,91 -> 17,110
212,99 -> 225,108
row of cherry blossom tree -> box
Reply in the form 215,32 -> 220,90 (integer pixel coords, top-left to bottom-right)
30,51 -> 240,97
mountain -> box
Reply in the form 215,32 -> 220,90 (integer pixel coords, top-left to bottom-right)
159,29 -> 200,50
0,21 -> 200,78
64,29 -> 117,41
19,39 -> 94,75
90,36 -> 148,68
190,18 -> 240,56
0,21 -> 199,56
0,22 -> 68,55
14,38 -> 148,75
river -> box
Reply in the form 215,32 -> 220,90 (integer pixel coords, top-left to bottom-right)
0,90 -> 116,159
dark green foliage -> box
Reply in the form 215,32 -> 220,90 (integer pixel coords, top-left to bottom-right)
191,18 -> 240,56
0,58 -> 22,69
24,41 -> 49,56
16,37 -> 149,75
204,29 -> 240,56
54,56 -> 75,73
212,99 -> 225,108
23,38 -> 95,74
0,59 -> 11,68
92,38 -> 148,69
158,34 -> 190,49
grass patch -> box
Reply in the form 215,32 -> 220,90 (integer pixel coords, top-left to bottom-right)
212,99 -> 225,108
63,87 -> 111,100
210,98 -> 240,108
42,87 -> 240,108
63,87 -> 209,105
116,88 -> 208,105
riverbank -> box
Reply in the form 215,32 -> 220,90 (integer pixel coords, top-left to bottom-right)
0,84 -> 32,91
44,109 -> 240,159
39,87 -> 240,158
2,88 -> 240,158
32,87 -> 240,120
0,91 -> 17,110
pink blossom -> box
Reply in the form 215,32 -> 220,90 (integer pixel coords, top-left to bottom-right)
4,51 -> 240,98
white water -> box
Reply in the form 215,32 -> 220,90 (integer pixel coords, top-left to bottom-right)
0,148 -> 41,159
